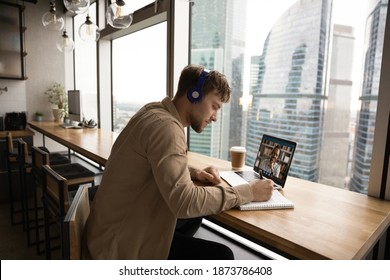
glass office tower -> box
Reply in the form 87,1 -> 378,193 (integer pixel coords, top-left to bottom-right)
318,24 -> 354,189
246,0 -> 332,181
350,0 -> 388,193
189,0 -> 247,159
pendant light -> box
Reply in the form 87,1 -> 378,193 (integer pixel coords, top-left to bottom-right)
79,14 -> 100,42
63,0 -> 90,15
56,30 -> 75,52
42,1 -> 65,31
106,0 -> 133,29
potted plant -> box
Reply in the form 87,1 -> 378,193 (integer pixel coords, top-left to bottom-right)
44,82 -> 67,122
35,112 -> 44,121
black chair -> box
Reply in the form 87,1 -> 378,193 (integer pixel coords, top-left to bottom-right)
5,132 -> 22,226
31,146 -> 95,257
42,165 -> 95,259
16,138 -> 35,245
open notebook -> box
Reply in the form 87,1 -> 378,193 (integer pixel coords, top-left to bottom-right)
238,190 -> 294,211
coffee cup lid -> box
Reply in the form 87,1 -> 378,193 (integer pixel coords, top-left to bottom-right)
230,146 -> 246,152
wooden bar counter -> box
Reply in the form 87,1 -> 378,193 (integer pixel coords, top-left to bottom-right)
27,121 -> 390,259
188,152 -> 390,260
28,121 -> 118,166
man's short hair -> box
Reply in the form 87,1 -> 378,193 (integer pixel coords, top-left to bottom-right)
176,64 -> 231,102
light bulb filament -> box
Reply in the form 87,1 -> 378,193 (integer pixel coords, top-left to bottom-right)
86,24 -> 92,35
116,6 -> 123,18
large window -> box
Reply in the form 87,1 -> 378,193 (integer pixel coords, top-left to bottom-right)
189,0 -> 387,194
74,2 -> 98,122
112,22 -> 167,132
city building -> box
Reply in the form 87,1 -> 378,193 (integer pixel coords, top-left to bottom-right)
350,0 -> 389,193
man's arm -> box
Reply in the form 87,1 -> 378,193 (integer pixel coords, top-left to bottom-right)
189,166 -> 221,185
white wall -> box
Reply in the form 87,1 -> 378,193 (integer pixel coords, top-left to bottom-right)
0,0 -> 72,151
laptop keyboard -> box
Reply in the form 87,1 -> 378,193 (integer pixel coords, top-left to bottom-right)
235,171 -> 282,190
235,171 -> 261,181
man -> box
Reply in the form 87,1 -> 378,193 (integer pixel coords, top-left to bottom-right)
260,146 -> 281,178
83,65 -> 273,259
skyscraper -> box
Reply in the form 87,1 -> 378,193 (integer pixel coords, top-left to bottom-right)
319,24 -> 354,189
246,0 -> 332,181
189,0 -> 247,159
350,0 -> 388,193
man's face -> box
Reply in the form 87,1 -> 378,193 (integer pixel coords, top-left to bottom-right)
190,90 -> 223,133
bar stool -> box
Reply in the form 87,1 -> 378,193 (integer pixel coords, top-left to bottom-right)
5,132 -> 69,227
42,164 -> 94,259
5,132 -> 22,226
16,138 -> 34,243
31,146 -> 95,256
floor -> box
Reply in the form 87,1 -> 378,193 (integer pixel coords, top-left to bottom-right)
0,154 -> 269,260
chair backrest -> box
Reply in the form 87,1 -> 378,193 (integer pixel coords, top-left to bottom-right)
31,146 -> 50,170
6,131 -> 13,154
42,164 -> 70,216
17,138 -> 29,165
63,184 -> 90,260
31,146 -> 50,185
5,132 -> 17,164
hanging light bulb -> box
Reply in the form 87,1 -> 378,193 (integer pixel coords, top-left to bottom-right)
56,31 -> 75,52
106,0 -> 133,29
63,0 -> 90,15
79,14 -> 100,42
42,1 -> 65,31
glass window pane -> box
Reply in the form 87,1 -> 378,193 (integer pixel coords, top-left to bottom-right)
112,22 -> 167,132
74,3 -> 98,122
189,0 -> 387,194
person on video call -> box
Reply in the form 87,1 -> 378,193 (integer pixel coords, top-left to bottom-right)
82,64 -> 273,260
260,146 -> 281,178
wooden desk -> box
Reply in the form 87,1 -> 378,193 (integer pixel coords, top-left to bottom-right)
27,121 -> 390,259
188,152 -> 390,260
28,121 -> 118,166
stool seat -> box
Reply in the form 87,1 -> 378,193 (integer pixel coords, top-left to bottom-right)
38,146 -> 70,165
52,163 -> 95,180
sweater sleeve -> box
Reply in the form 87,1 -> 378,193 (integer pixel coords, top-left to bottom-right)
147,121 -> 253,218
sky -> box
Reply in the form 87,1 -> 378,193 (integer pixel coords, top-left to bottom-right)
246,0 -> 367,55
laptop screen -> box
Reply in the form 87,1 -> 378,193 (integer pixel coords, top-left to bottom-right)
253,134 -> 297,187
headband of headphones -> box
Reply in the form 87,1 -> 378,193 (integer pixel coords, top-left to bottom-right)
187,70 -> 209,103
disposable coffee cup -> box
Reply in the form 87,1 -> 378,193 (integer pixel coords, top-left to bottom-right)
230,146 -> 246,169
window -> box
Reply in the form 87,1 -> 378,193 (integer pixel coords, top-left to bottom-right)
112,22 -> 167,132
74,2 -> 98,122
189,0 -> 387,194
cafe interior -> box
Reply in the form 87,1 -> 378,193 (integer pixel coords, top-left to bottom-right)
0,0 -> 389,260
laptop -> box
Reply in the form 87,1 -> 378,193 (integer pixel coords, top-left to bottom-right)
220,134 -> 297,190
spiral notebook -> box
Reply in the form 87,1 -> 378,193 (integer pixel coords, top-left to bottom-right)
238,190 -> 294,211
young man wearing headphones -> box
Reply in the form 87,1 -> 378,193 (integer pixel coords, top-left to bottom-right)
83,64 -> 273,260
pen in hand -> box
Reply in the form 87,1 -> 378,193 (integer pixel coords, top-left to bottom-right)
259,170 -> 264,179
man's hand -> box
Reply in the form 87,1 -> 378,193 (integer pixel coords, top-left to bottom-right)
190,166 -> 221,185
249,179 -> 273,201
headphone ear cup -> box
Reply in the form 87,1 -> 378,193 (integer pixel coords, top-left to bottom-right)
187,70 -> 209,103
